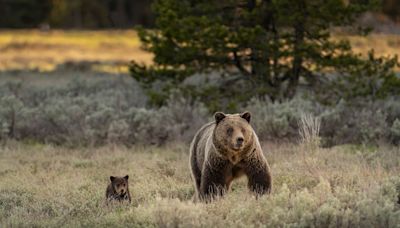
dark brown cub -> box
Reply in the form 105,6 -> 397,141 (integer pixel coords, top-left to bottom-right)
106,175 -> 131,203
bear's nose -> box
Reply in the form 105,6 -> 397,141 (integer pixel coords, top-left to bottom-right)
237,137 -> 244,144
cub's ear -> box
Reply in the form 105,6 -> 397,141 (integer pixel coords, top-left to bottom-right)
240,111 -> 251,123
110,176 -> 115,182
214,112 -> 226,124
124,175 -> 129,180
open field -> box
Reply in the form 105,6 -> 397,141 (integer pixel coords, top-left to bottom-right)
0,30 -> 153,72
0,30 -> 399,72
0,142 -> 399,227
0,29 -> 399,227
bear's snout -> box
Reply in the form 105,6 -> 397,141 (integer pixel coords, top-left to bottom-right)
233,136 -> 244,150
236,137 -> 244,145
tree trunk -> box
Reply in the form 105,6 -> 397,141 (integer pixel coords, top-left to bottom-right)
285,20 -> 305,99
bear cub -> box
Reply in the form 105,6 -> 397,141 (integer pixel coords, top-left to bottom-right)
106,175 -> 131,203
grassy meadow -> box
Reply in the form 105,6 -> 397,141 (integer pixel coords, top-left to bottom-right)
0,30 -> 400,227
0,142 -> 399,227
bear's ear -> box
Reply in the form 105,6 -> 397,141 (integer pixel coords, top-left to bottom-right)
124,175 -> 129,180
214,112 -> 226,124
110,176 -> 115,182
240,111 -> 251,123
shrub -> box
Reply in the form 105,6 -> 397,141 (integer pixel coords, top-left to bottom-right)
0,74 -> 399,146
0,77 -> 208,147
320,99 -> 388,145
390,119 -> 400,145
243,97 -> 322,140
243,96 -> 400,146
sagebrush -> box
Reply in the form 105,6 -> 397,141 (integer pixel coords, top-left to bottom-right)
1,72 -> 399,146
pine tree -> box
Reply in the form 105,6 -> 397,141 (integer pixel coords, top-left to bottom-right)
131,0 -> 398,109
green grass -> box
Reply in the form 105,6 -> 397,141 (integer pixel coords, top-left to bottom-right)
0,142 -> 399,227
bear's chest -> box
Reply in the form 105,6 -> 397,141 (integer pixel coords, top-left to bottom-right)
224,165 -> 246,188
231,165 -> 245,179
110,193 -> 129,201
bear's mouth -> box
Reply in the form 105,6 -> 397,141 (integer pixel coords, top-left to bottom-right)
232,143 -> 243,151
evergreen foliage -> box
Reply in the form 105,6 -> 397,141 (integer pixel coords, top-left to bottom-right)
131,0 -> 399,110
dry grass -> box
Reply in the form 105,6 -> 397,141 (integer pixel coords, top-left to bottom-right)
0,30 -> 399,73
298,114 -> 322,179
340,34 -> 400,58
0,141 -> 399,227
298,113 -> 321,147
0,30 -> 153,72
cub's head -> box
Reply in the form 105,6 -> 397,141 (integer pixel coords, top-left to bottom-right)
213,111 -> 254,163
110,175 -> 129,196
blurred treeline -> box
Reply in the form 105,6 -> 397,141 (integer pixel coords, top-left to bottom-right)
383,0 -> 400,21
0,0 -> 399,29
0,0 -> 154,29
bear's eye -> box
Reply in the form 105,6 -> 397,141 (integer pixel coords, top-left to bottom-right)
227,127 -> 233,135
241,128 -> 246,134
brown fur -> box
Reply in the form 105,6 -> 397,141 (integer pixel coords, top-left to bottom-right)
189,111 -> 272,202
105,175 -> 131,203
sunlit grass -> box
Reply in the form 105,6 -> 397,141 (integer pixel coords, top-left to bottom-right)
0,30 -> 153,72
0,30 -> 399,73
338,34 -> 400,58
0,30 -> 140,47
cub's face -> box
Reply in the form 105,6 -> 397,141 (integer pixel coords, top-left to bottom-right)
110,175 -> 129,196
213,112 -> 253,163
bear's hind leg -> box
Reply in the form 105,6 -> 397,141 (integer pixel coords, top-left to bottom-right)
190,150 -> 202,198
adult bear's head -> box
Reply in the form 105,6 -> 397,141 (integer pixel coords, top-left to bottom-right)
213,111 -> 254,164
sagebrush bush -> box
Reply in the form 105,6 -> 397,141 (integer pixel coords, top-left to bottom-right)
0,77 -> 208,146
243,97 -> 322,140
391,119 -> 400,144
244,96 -> 400,146
320,98 -> 398,146
1,74 -> 399,146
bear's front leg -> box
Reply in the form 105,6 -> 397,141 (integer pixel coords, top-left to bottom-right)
244,155 -> 272,196
199,158 -> 230,202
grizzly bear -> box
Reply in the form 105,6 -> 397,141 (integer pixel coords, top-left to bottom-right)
189,111 -> 272,201
106,175 -> 131,203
